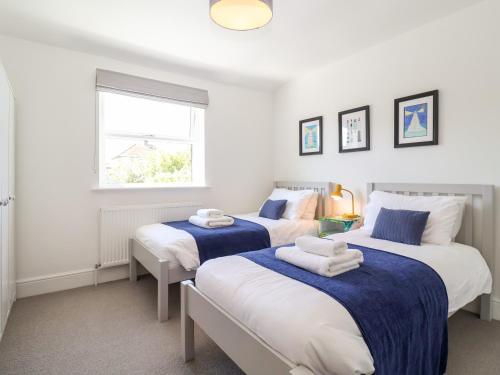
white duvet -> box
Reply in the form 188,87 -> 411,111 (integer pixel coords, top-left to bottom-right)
195,229 -> 492,375
135,212 -> 318,270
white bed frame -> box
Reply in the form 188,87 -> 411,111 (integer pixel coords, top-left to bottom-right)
129,181 -> 333,321
181,182 -> 495,375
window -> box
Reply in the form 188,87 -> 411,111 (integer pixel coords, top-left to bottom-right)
96,72 -> 207,188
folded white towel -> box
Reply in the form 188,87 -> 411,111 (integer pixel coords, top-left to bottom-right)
329,262 -> 360,277
197,209 -> 224,219
188,215 -> 234,229
275,246 -> 363,277
295,235 -> 347,257
326,249 -> 364,265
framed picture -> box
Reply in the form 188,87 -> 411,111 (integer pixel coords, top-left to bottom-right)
299,116 -> 323,156
394,90 -> 438,148
338,105 -> 370,153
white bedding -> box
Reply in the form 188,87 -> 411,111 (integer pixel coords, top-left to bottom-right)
195,229 -> 492,375
135,212 -> 318,270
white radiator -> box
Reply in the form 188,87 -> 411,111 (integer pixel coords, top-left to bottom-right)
98,202 -> 202,269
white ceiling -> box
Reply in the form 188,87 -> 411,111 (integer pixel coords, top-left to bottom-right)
0,0 -> 483,90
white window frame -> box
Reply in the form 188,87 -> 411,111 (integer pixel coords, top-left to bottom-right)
96,90 -> 206,189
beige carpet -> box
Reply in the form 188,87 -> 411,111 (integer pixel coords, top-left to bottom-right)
0,276 -> 498,375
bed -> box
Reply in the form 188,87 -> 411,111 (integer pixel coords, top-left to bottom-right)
129,181 -> 333,321
181,183 -> 495,375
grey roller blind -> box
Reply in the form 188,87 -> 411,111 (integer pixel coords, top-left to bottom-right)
96,69 -> 209,106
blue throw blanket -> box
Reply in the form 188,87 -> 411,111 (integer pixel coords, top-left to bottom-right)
241,244 -> 448,375
165,218 -> 270,264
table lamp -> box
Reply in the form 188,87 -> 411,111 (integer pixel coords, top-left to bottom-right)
331,184 -> 359,219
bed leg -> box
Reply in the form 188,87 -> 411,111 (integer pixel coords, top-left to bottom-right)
181,280 -> 195,362
129,239 -> 137,282
480,294 -> 492,321
158,260 -> 169,321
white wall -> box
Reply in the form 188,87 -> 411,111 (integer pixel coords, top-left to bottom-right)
0,35 -> 274,295
274,0 -> 500,302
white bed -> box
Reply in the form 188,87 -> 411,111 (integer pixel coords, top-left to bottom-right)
181,183 -> 495,375
130,181 -> 333,321
135,212 -> 318,271
195,229 -> 492,375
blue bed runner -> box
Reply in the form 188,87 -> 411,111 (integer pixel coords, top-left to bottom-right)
165,218 -> 270,264
240,244 -> 448,375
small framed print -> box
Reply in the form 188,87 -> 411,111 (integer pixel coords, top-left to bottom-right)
299,116 -> 323,156
395,90 -> 438,148
338,105 -> 370,153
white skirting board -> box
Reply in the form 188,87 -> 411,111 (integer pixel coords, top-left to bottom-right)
15,265 -> 148,299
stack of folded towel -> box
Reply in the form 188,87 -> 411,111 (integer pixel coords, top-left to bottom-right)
188,209 -> 235,229
276,235 -> 363,277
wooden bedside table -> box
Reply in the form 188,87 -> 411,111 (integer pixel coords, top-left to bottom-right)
319,216 -> 362,238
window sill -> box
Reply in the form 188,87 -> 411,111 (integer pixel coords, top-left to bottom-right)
92,185 -> 210,192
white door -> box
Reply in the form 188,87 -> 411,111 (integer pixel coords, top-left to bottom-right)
8,89 -> 15,306
0,207 -> 3,335
0,63 -> 9,331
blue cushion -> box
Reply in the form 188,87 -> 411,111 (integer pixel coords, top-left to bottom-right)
371,207 -> 430,245
259,199 -> 288,220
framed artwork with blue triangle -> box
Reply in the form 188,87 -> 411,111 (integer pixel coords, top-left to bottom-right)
394,90 -> 439,148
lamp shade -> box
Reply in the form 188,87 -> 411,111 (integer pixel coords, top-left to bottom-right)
332,184 -> 343,200
209,0 -> 273,31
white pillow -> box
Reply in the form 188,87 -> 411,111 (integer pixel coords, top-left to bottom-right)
266,188 -> 316,220
451,196 -> 467,239
364,191 -> 463,246
302,192 -> 319,220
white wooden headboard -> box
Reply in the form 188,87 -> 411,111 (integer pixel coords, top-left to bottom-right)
367,182 -> 495,321
274,181 -> 334,219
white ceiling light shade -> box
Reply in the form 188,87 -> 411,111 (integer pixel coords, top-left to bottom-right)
209,0 -> 273,31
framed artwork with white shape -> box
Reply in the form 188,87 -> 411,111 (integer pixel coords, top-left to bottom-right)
338,106 -> 370,153
299,116 -> 323,156
394,90 -> 439,148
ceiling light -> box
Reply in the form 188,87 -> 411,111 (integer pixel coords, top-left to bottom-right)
209,0 -> 273,31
